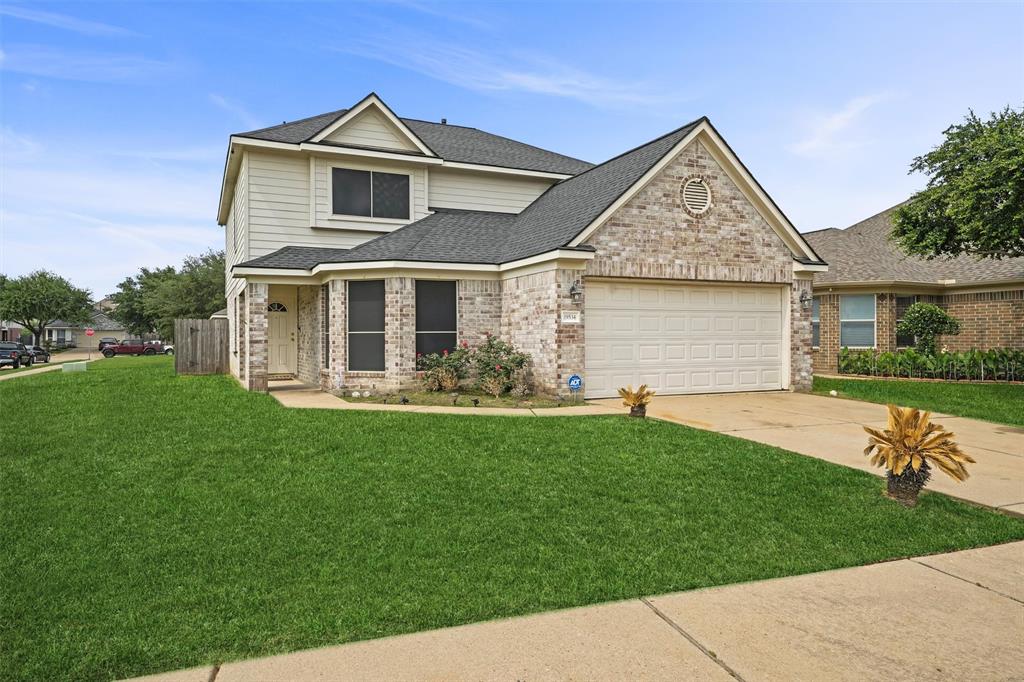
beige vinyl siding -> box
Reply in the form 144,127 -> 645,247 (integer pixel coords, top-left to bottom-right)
321,108 -> 418,152
225,155 -> 249,300
246,151 -> 378,257
312,156 -> 428,230
428,168 -> 554,213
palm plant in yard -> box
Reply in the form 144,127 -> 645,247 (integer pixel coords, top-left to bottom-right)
863,405 -> 975,507
618,384 -> 656,418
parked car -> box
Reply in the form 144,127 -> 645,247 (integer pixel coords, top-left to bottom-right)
102,339 -> 164,358
98,337 -> 119,351
0,342 -> 33,369
27,345 -> 51,363
158,342 -> 174,355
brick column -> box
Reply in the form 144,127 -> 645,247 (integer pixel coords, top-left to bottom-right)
812,293 -> 840,374
244,282 -> 268,392
555,268 -> 586,398
789,277 -> 813,392
876,293 -> 897,353
385,277 -> 417,391
325,279 -> 346,391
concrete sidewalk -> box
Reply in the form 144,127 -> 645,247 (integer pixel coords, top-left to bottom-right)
126,541 -> 1024,682
594,391 -> 1024,513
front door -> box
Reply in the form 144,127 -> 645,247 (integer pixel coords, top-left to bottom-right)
267,293 -> 297,376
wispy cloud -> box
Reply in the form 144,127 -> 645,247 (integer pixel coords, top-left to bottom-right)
789,93 -> 891,158
333,36 -> 686,109
0,44 -> 178,82
209,94 -> 262,130
0,4 -> 138,37
371,0 -> 495,30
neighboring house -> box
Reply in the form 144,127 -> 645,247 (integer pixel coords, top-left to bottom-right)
210,308 -> 229,320
1,322 -> 29,343
46,308 -> 126,348
805,204 -> 1024,373
218,93 -> 826,398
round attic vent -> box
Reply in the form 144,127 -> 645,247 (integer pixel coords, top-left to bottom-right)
681,177 -> 712,216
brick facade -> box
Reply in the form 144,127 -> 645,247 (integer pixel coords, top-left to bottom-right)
812,288 -> 1024,373
584,140 -> 793,285
236,139 -> 820,396
458,280 -> 502,349
789,277 -> 814,391
243,282 -> 268,392
296,285 -> 321,385
940,290 -> 1023,350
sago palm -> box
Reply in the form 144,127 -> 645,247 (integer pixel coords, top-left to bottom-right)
618,384 -> 656,417
863,405 -> 975,507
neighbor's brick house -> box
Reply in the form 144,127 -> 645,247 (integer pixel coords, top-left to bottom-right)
218,94 -> 826,398
805,205 -> 1024,373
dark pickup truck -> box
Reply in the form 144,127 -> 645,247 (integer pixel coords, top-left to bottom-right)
101,339 -> 165,358
0,342 -> 33,369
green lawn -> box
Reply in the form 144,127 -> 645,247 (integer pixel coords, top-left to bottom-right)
3,358 -> 1022,681
813,376 -> 1024,427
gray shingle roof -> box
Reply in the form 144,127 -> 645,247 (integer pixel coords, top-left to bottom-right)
50,308 -> 124,330
235,109 -> 593,175
237,116 -> 823,272
502,119 -> 703,262
806,204 -> 1024,285
237,209 -> 595,269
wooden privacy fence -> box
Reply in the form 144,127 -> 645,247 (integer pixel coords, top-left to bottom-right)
174,318 -> 228,375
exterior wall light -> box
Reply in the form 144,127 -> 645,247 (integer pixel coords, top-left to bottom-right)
799,290 -> 813,310
569,280 -> 583,304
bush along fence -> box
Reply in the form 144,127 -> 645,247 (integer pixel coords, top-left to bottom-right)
837,347 -> 1024,382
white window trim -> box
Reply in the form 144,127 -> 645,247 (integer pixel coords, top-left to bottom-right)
345,280 -> 386,372
330,167 -> 413,222
839,294 -> 876,349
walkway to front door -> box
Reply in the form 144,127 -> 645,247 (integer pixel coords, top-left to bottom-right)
593,391 -> 1024,512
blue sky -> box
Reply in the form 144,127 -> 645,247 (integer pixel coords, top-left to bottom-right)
1,1 -> 1021,297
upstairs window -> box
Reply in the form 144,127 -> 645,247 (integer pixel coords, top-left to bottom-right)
811,297 -> 821,348
840,294 -> 875,348
332,168 -> 410,220
415,281 -> 457,356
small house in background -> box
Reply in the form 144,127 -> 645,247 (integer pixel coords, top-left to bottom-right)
46,308 -> 126,348
1,321 -> 29,344
805,204 -> 1024,374
210,309 -> 229,320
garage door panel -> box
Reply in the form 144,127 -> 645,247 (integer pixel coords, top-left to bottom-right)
585,281 -> 785,398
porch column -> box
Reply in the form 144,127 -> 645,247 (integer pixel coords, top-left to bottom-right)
325,279 -> 346,391
385,277 -> 417,391
245,282 -> 269,392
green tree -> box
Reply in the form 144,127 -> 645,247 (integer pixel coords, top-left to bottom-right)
111,251 -> 226,340
0,271 -> 92,345
891,106 -> 1024,259
145,250 -> 226,339
110,266 -> 176,336
895,302 -> 961,356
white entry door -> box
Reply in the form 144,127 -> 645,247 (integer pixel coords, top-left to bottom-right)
584,280 -> 785,398
267,292 -> 297,376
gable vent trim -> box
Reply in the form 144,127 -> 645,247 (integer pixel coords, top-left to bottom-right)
681,176 -> 713,216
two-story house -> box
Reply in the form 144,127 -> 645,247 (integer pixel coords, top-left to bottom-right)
218,93 -> 826,397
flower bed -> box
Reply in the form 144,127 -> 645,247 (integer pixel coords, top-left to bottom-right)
837,347 -> 1024,382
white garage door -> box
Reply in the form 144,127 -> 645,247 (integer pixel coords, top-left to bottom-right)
584,281 -> 785,398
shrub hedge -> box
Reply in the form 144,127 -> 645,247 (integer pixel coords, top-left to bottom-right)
837,347 -> 1024,382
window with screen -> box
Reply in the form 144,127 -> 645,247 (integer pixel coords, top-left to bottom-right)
895,295 -> 918,348
332,168 -> 409,219
811,296 -> 821,347
840,294 -> 875,348
347,280 -> 385,371
415,281 -> 457,356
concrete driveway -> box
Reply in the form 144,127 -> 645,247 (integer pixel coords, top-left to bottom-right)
593,391 -> 1024,512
